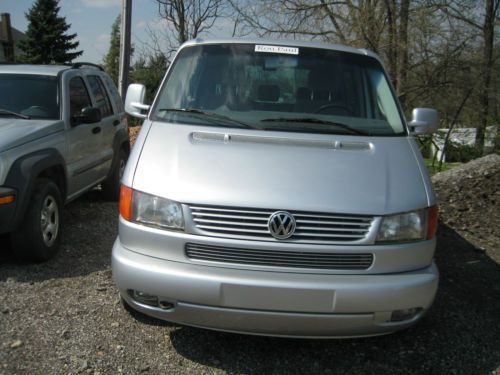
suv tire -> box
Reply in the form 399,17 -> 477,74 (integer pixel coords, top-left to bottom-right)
12,178 -> 62,262
102,148 -> 128,201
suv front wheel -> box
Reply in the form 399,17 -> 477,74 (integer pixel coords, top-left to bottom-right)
11,178 -> 62,262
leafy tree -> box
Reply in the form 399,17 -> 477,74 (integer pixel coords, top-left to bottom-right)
132,53 -> 169,103
19,0 -> 82,64
103,15 -> 121,85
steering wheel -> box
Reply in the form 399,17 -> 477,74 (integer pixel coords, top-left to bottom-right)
313,103 -> 353,116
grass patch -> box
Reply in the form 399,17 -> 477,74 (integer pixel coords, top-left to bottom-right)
424,159 -> 462,175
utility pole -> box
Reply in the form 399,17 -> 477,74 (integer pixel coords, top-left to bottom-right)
118,0 -> 132,98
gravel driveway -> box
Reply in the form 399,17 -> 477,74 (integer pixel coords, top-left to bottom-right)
1,189 -> 499,374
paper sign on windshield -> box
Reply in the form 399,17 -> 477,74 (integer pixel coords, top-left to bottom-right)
255,45 -> 299,55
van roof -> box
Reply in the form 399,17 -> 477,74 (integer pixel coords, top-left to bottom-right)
180,37 -> 381,61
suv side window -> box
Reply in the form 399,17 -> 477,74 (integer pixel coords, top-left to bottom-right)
69,76 -> 91,125
101,74 -> 124,113
87,75 -> 114,118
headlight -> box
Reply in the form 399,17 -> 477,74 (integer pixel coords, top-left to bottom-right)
376,209 -> 427,243
120,185 -> 184,231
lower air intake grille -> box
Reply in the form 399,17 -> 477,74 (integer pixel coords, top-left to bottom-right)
185,243 -> 373,270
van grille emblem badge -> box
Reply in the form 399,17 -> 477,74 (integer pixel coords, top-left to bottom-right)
268,211 -> 296,239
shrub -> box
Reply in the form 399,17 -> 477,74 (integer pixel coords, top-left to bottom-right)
444,142 -> 482,163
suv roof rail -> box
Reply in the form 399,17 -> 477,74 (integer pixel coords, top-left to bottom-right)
71,62 -> 104,71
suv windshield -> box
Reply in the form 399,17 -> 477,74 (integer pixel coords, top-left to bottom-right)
0,74 -> 59,120
152,43 -> 406,136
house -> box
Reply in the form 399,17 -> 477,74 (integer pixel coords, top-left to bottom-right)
0,13 -> 26,62
432,126 -> 497,161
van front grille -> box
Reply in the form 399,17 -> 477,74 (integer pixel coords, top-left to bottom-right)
189,205 -> 374,244
185,243 -> 373,270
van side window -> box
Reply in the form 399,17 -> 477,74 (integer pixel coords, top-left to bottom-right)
69,76 -> 91,124
87,75 -> 114,118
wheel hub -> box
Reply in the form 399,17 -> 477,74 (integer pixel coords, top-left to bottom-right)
40,195 -> 59,247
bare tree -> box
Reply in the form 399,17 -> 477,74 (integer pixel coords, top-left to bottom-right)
437,0 -> 500,153
156,0 -> 226,46
229,1 -> 418,101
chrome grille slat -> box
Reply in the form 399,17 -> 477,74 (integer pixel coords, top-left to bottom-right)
194,218 -> 269,228
186,243 -> 373,270
192,213 -> 269,221
294,214 -> 372,221
190,206 -> 274,215
296,225 -> 365,233
295,219 -> 371,226
293,232 -> 365,238
195,225 -> 269,234
189,205 -> 374,244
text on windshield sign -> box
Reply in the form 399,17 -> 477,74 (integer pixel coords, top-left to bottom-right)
255,45 -> 299,55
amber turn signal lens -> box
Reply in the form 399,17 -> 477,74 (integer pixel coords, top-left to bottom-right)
0,195 -> 15,205
427,205 -> 438,239
119,185 -> 133,221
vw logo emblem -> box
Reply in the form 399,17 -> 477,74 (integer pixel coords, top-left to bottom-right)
268,211 -> 296,239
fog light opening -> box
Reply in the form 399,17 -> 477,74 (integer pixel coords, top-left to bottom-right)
158,301 -> 175,310
391,307 -> 423,322
128,289 -> 159,307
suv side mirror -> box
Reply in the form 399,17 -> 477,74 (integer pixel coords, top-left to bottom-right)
74,107 -> 102,125
125,84 -> 150,119
408,108 -> 438,135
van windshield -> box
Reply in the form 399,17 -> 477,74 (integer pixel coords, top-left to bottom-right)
152,43 -> 406,136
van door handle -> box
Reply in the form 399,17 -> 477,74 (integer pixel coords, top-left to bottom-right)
92,126 -> 101,134
113,120 -> 120,126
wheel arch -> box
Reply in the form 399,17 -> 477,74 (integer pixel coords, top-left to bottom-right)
4,148 -> 67,232
107,128 -> 130,179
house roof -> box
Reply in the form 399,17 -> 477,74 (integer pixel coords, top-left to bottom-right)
0,22 -> 26,43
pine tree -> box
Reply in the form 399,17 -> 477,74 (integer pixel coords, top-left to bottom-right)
19,0 -> 83,64
103,15 -> 121,85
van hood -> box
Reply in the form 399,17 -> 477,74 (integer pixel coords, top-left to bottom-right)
132,122 -> 432,215
0,118 -> 64,152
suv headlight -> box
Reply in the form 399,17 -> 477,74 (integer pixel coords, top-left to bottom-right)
120,185 -> 184,231
376,206 -> 438,243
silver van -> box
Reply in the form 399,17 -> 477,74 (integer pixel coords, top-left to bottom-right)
112,38 -> 439,338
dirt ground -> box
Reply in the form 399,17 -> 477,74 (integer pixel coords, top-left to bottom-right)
0,156 -> 499,374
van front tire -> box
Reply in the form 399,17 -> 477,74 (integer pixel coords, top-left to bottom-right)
12,178 -> 62,262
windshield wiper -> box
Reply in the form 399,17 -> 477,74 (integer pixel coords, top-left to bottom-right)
158,108 -> 256,129
260,117 -> 370,136
0,108 -> 31,119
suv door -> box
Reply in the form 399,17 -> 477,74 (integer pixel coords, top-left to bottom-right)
64,73 -> 108,198
84,74 -> 116,178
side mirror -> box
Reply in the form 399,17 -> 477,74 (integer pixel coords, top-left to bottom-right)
408,108 -> 438,135
74,107 -> 101,125
125,83 -> 150,119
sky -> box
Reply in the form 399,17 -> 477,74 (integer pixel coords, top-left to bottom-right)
1,0 -> 235,63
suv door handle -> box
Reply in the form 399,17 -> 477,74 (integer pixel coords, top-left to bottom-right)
92,126 -> 101,134
113,120 -> 120,126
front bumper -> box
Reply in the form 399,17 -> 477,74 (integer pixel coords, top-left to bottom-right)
112,238 -> 439,338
